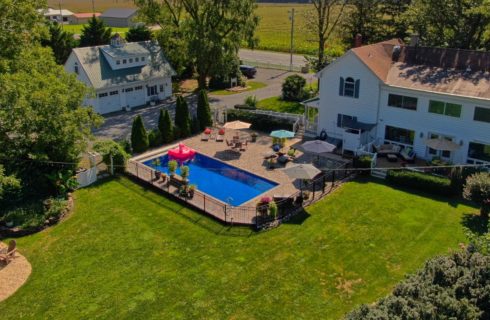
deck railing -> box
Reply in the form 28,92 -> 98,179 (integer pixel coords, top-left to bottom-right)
126,159 -> 353,230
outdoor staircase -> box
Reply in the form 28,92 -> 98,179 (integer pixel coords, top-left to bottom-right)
295,124 -> 305,139
371,168 -> 388,179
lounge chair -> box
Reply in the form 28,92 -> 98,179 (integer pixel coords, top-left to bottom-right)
374,143 -> 401,156
400,147 -> 416,162
0,240 -> 16,265
201,133 -> 210,141
216,134 -> 224,142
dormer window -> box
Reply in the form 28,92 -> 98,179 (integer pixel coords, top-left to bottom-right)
135,57 -> 139,62
129,58 -> 133,63
116,60 -> 121,65
141,57 -> 145,62
123,59 -> 127,64
339,77 -> 360,98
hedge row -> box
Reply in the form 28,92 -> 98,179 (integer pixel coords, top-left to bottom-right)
387,170 -> 453,196
226,110 -> 293,132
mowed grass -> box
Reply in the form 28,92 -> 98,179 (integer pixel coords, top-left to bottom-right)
1,177 -> 473,319
47,0 -> 136,12
63,24 -> 129,35
209,81 -> 267,96
257,96 -> 304,114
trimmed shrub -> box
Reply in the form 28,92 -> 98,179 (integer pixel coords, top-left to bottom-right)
93,140 -> 130,174
174,96 -> 191,138
196,90 -> 213,130
353,155 -> 372,176
148,129 -> 163,148
282,74 -> 309,102
463,172 -> 490,217
131,115 -> 149,153
244,95 -> 258,108
159,109 -> 174,143
234,104 -> 256,110
386,170 -> 453,196
226,110 -> 293,132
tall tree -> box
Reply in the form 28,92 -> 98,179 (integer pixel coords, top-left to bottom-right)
125,24 -> 153,42
131,115 -> 149,153
381,0 -> 411,40
196,90 -> 212,130
174,96 -> 191,138
404,0 -> 490,50
136,0 -> 259,88
42,22 -> 76,64
342,0 -> 383,46
79,16 -> 112,47
159,109 -> 174,143
304,0 -> 346,71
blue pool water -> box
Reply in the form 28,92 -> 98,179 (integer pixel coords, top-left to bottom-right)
143,153 -> 278,206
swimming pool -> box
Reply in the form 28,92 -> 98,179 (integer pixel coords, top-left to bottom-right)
142,153 -> 278,206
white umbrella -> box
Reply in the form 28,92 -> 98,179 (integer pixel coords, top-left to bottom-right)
282,164 -> 321,180
301,140 -> 336,154
223,120 -> 251,130
425,138 -> 460,151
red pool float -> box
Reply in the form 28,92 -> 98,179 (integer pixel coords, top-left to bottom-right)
168,143 -> 196,162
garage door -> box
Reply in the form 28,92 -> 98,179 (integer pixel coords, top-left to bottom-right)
97,91 -> 121,114
125,87 -> 145,108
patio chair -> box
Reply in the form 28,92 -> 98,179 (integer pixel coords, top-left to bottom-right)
239,141 -> 248,151
201,133 -> 210,141
0,240 -> 17,265
225,139 -> 233,147
216,134 -> 224,142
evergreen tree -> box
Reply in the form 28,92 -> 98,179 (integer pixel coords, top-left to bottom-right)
131,115 -> 149,153
125,25 -> 153,42
159,109 -> 174,143
196,90 -> 213,130
79,16 -> 112,47
174,96 -> 191,138
42,22 -> 76,64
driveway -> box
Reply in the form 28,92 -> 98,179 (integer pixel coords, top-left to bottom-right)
94,68 -> 314,140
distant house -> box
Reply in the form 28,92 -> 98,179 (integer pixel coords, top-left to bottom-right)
69,13 -> 101,25
100,8 -> 139,27
64,34 -> 175,115
40,8 -> 74,24
306,37 -> 490,165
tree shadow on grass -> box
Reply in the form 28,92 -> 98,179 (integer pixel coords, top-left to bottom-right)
283,209 -> 311,225
461,213 -> 488,235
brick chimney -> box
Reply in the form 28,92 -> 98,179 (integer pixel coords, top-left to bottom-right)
354,34 -> 363,48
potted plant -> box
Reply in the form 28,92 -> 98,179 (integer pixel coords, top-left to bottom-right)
188,184 -> 196,199
256,196 -> 272,215
180,165 -> 190,184
152,158 -> 161,167
168,160 -> 178,177
251,132 -> 258,143
268,201 -> 278,219
155,170 -> 162,180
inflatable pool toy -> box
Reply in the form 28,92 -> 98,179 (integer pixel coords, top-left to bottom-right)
168,143 -> 196,163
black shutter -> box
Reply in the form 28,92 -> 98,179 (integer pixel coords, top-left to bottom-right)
339,77 -> 344,96
354,79 -> 360,98
337,114 -> 342,127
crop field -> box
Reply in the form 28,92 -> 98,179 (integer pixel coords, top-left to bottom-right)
49,2 -> 344,54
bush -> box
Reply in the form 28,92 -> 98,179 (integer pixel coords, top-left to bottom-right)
244,95 -> 258,108
347,250 -> 490,320
94,140 -> 129,174
282,74 -> 309,102
463,172 -> 490,217
159,109 -> 174,143
386,170 -> 453,196
131,115 -> 149,153
226,110 -> 294,132
148,129 -> 163,148
234,104 -> 256,110
0,197 -> 68,229
0,165 -> 22,205
197,90 -> 212,130
353,155 -> 372,175
174,96 -> 191,138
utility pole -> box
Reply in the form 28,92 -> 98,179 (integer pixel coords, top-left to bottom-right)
59,1 -> 63,29
288,8 -> 295,72
92,0 -> 96,13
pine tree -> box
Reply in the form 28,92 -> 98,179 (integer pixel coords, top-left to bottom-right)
159,109 -> 174,143
131,115 -> 149,153
42,22 -> 75,64
125,25 -> 153,42
79,16 -> 112,47
196,89 -> 213,130
174,96 -> 191,138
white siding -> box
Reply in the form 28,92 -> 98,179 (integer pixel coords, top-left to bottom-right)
378,86 -> 490,163
317,51 -> 381,139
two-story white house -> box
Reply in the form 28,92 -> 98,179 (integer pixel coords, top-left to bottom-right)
306,39 -> 490,166
64,34 -> 175,115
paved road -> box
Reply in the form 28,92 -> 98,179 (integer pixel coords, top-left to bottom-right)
94,68 -> 314,140
239,49 -> 307,69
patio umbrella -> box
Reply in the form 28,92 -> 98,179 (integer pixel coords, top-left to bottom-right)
282,164 -> 321,180
300,140 -> 336,154
223,120 -> 251,130
270,130 -> 295,139
425,138 -> 460,151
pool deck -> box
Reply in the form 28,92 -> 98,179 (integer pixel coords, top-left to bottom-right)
129,130 -> 348,225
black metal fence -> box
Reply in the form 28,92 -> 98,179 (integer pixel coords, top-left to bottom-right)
126,160 -> 354,230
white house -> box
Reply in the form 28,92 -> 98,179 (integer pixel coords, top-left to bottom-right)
64,35 -> 175,115
307,39 -> 490,166
39,8 -> 74,24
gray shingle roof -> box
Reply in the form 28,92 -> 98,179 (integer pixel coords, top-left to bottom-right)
73,41 -> 176,90
101,8 -> 138,19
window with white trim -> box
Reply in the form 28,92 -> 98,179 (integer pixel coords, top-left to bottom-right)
339,77 -> 360,98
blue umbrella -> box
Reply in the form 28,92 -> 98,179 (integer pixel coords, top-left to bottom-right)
270,130 -> 295,139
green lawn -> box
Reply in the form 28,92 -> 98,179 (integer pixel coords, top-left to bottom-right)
1,177 -> 473,319
257,96 -> 304,114
209,81 -> 267,96
63,24 -> 129,35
